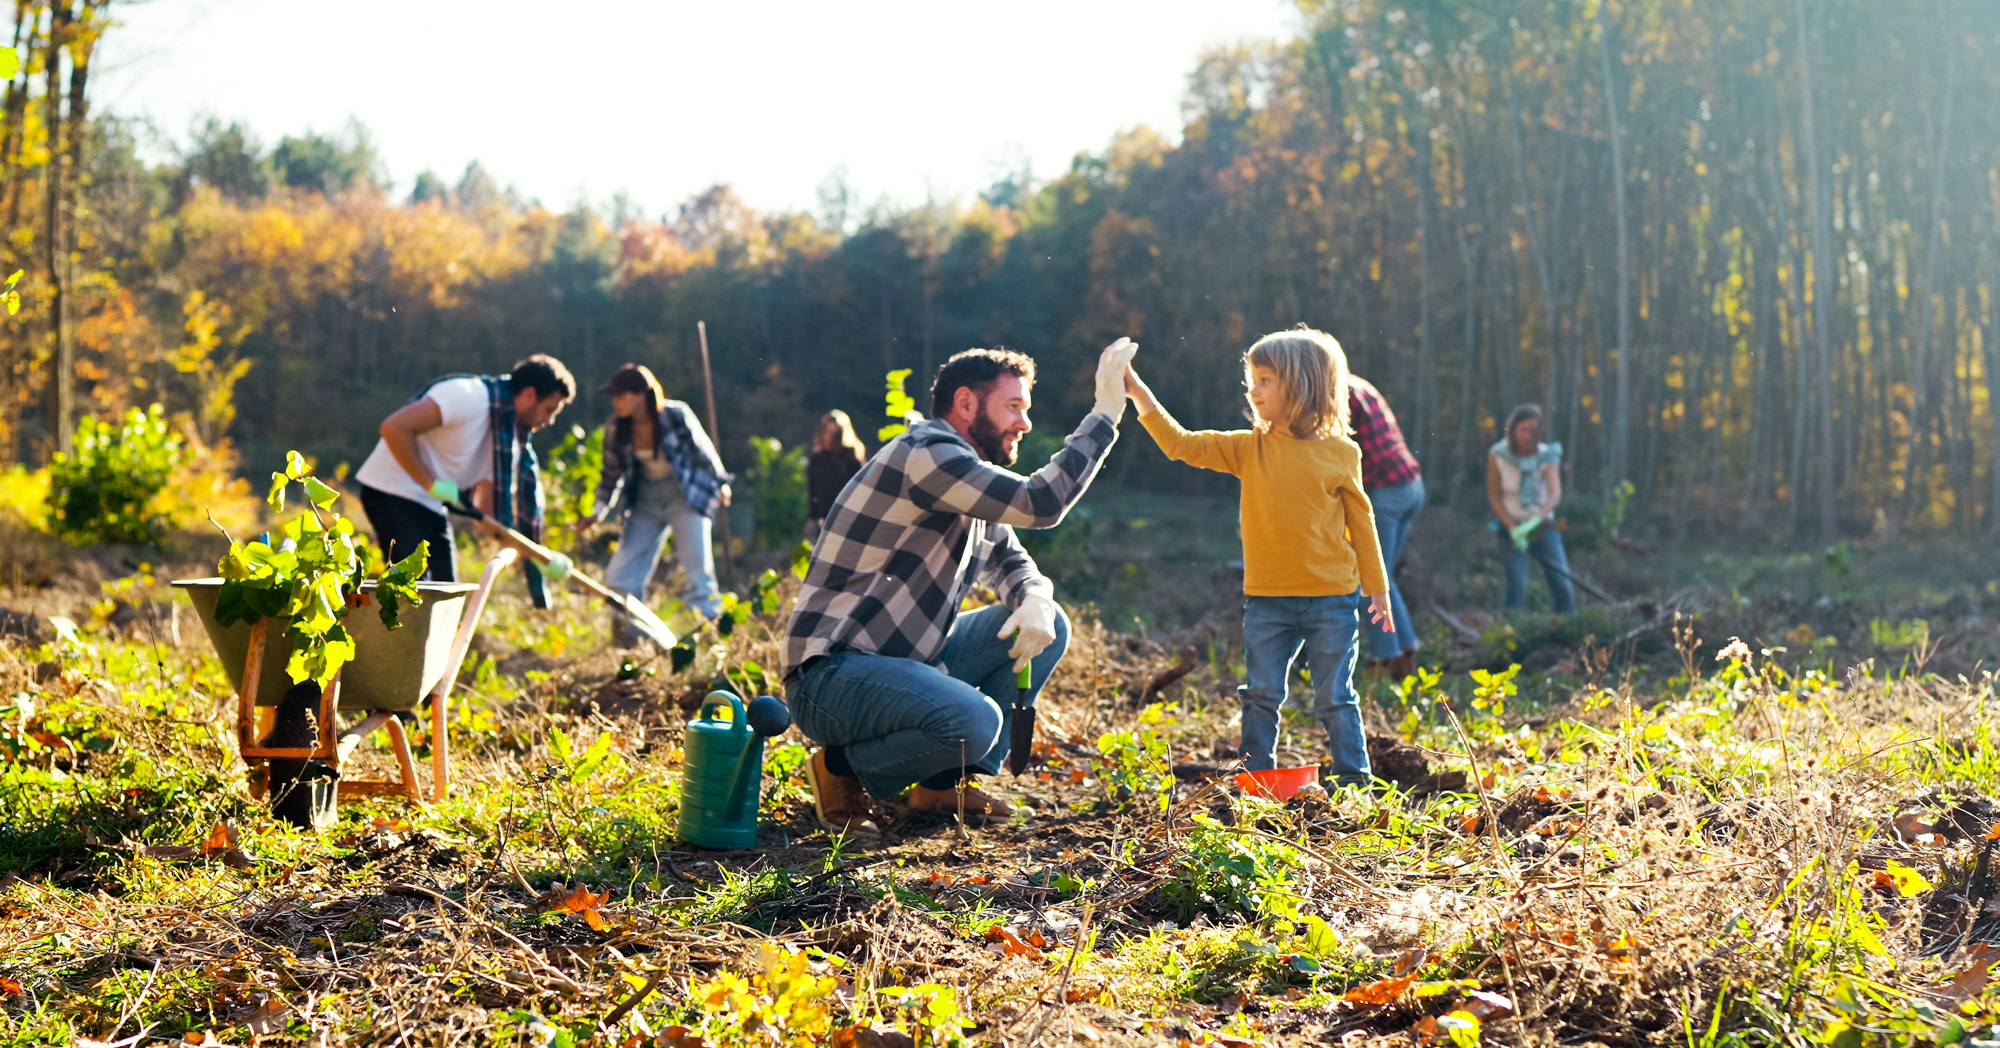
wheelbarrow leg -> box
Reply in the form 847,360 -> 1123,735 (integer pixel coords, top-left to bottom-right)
427,548 -> 519,802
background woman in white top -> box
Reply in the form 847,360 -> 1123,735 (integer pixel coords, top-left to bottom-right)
575,363 -> 733,630
1485,403 -> 1576,613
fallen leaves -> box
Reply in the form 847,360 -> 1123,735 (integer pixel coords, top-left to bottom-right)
1342,975 -> 1415,1005
539,882 -> 613,933
1871,860 -> 1933,897
128,822 -> 252,869
983,925 -> 1045,961
1394,945 -> 1429,976
0,976 -> 20,994
1944,944 -> 1998,1003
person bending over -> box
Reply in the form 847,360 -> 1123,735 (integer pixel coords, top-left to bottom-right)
1125,326 -> 1389,786
573,363 -> 732,627
784,338 -> 1140,837
1348,374 -> 1424,680
1486,403 -> 1574,614
355,355 -> 575,601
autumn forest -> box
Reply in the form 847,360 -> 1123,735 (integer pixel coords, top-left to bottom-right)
7,0 -> 2000,545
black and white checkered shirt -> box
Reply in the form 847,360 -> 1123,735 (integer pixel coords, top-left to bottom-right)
783,412 -> 1120,677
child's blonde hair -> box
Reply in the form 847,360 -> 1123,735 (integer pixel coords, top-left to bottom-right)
1245,326 -> 1351,439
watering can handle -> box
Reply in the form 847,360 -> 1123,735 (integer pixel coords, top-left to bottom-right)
697,691 -> 749,737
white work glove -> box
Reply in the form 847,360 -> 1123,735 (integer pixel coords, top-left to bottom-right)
429,478 -> 461,505
998,592 -> 1060,674
540,550 -> 573,583
1092,337 -> 1139,422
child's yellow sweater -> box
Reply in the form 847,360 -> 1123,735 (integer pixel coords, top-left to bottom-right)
1140,407 -> 1389,598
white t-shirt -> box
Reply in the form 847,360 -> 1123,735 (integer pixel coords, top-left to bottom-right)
355,378 -> 496,513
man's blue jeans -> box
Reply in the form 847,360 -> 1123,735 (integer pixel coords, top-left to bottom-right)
1362,477 -> 1424,659
1238,593 -> 1369,782
787,604 -> 1071,800
1498,523 -> 1577,614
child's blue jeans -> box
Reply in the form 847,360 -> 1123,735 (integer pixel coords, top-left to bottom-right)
1238,593 -> 1370,783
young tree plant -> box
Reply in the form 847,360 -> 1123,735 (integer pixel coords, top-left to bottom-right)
213,451 -> 429,687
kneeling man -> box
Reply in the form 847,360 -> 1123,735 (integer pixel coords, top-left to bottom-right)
784,337 -> 1139,835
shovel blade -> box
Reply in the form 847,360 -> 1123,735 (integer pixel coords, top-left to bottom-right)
1007,703 -> 1035,776
613,593 -> 678,649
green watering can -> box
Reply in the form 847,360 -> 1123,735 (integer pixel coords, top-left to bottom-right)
679,690 -> 791,849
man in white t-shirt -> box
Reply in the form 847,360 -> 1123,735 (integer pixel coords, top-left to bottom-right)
355,355 -> 576,584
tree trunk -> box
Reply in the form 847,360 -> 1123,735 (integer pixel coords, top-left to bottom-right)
1414,114 -> 1438,465
1794,0 -> 1838,543
1450,223 -> 1481,502
1896,44 -> 1955,532
42,1 -> 68,458
1987,246 -> 2000,537
1598,6 -> 1633,498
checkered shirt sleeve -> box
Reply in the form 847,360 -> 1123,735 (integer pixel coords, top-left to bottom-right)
783,411 -> 1118,675
1348,377 -> 1422,491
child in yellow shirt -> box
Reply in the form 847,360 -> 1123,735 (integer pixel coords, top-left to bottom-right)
1125,327 -> 1390,784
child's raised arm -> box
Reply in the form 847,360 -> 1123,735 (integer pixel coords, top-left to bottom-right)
1127,365 -> 1252,476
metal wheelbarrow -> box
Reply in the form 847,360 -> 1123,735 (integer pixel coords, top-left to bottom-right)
174,548 -> 518,827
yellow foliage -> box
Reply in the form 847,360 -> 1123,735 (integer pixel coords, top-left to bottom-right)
0,465 -> 50,530
154,436 -> 261,539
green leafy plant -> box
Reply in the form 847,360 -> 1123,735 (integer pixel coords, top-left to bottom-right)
1160,813 -> 1302,923
540,423 -> 604,545
1469,665 -> 1520,718
744,435 -> 807,548
879,368 -> 920,441
48,404 -> 188,545
1095,702 -> 1176,811
1600,479 -> 1635,538
213,451 -> 428,687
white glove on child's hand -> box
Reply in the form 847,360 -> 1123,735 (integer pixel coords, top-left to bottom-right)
429,478 -> 461,506
998,592 -> 1061,673
540,550 -> 574,583
1092,338 -> 1139,421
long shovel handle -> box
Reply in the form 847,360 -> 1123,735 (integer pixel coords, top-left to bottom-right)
443,500 -> 610,594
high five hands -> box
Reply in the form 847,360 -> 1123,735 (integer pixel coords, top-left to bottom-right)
1093,337 -> 1140,417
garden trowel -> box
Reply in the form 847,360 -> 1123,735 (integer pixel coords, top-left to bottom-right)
444,500 -> 678,650
1006,660 -> 1034,776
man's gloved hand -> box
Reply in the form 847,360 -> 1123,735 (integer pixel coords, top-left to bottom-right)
428,478 -> 461,506
1092,337 -> 1140,421
540,550 -> 574,583
998,592 -> 1060,674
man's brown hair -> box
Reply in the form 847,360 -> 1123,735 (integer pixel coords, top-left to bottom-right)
929,347 -> 1037,416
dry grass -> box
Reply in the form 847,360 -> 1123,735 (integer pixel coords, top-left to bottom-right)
4,551 -> 2000,1047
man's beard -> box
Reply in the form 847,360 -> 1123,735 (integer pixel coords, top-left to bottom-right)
968,408 -> 1016,466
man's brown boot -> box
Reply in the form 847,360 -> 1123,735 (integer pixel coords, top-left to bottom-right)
805,749 -> 880,838
908,779 -> 1014,821
1386,651 -> 1417,681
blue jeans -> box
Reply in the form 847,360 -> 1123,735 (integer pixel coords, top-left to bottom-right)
605,477 -> 722,620
1362,477 -> 1424,659
1498,522 -> 1576,614
1238,593 -> 1368,781
787,603 -> 1071,799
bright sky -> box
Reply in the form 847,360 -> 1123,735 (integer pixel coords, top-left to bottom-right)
98,0 -> 1299,218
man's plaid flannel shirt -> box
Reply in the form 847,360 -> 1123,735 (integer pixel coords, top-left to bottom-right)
1348,375 -> 1422,491
783,411 -> 1119,677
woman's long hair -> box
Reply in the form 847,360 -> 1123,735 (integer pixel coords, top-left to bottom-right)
813,409 -> 867,465
1245,326 -> 1351,439
607,363 -> 668,452
1501,404 -> 1543,453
